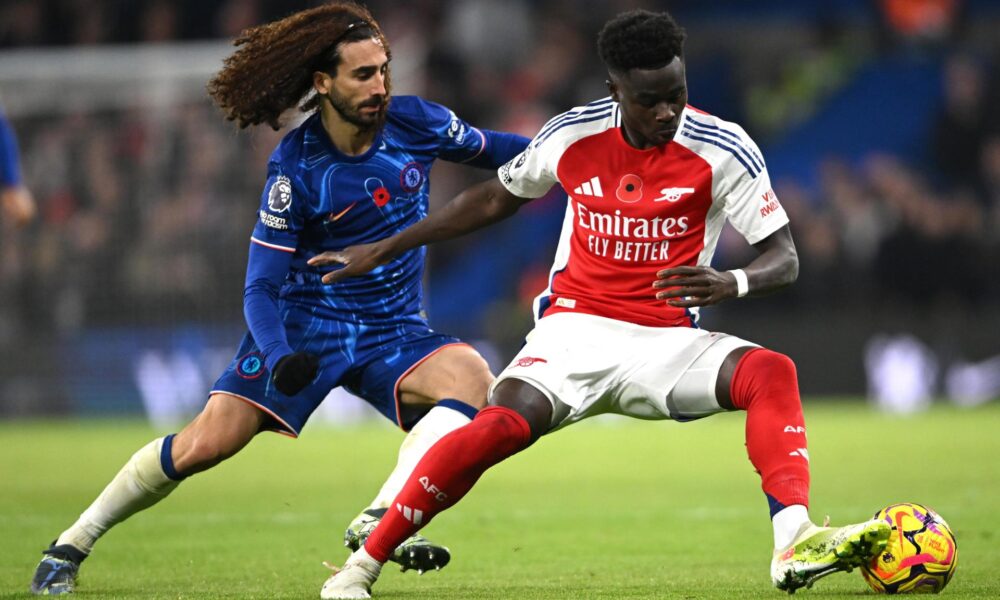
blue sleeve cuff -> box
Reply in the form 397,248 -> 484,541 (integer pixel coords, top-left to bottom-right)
465,130 -> 530,169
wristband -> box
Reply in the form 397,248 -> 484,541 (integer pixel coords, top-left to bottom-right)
729,269 -> 749,298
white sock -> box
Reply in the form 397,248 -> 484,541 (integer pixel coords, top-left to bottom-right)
56,437 -> 180,553
772,504 -> 812,550
351,545 -> 383,570
367,404 -> 473,511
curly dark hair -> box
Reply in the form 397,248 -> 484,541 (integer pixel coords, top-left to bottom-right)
597,10 -> 686,75
207,2 -> 391,130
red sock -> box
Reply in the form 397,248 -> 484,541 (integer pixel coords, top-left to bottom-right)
730,348 -> 810,514
364,406 -> 533,562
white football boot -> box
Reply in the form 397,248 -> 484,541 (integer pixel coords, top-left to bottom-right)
321,548 -> 382,600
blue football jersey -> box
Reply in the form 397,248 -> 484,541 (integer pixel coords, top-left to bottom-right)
250,96 -> 492,323
0,108 -> 23,186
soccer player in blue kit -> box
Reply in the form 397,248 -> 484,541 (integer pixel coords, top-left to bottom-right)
0,107 -> 35,227
30,3 -> 529,595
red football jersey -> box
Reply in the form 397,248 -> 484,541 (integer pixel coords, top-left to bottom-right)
497,99 -> 788,328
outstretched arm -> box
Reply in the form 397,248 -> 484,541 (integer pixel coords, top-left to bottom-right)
244,241 -> 319,395
310,177 -> 533,284
653,224 -> 798,307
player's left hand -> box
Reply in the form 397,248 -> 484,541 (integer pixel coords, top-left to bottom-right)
653,265 -> 738,308
271,351 -> 320,396
308,241 -> 393,284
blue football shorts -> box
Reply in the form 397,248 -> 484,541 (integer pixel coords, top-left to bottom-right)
211,305 -> 465,437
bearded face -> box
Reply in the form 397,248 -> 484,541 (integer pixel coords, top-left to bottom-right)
322,37 -> 389,131
325,84 -> 387,130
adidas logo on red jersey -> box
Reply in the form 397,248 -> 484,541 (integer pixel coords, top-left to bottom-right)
572,176 -> 603,197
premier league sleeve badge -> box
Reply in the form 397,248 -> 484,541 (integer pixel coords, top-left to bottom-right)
267,175 -> 293,212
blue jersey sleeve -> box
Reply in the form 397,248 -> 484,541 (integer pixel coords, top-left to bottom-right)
250,162 -> 309,252
0,111 -> 23,186
244,241 -> 295,372
245,161 -> 311,371
475,129 -> 531,169
410,97 -> 529,168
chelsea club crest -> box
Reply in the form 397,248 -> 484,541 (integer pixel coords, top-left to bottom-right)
400,162 -> 424,193
237,352 -> 265,380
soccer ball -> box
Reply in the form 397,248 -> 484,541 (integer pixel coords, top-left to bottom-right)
861,503 -> 957,594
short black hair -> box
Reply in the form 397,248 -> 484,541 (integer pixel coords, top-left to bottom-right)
597,10 -> 686,74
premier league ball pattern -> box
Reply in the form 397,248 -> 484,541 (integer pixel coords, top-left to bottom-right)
861,503 -> 957,594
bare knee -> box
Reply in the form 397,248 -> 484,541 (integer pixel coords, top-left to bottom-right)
491,379 -> 552,442
171,394 -> 264,475
441,350 -> 493,408
458,369 -> 493,409
400,345 -> 494,409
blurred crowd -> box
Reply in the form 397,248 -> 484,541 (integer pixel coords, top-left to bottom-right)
0,102 -> 283,336
774,50 -> 1000,310
0,0 -> 303,47
1,0 -> 999,406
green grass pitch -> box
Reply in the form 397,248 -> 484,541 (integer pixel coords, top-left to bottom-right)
2,400 -> 998,599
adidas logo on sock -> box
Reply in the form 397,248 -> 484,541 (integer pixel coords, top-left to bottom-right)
788,448 -> 810,462
396,503 -> 424,525
573,176 -> 603,197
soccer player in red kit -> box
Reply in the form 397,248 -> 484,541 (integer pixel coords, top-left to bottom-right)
314,10 -> 890,598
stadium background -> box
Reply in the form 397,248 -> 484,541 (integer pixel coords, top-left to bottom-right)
1,0 -> 998,424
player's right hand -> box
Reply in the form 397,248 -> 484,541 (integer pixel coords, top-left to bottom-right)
308,240 -> 393,284
271,352 -> 320,396
652,265 -> 736,307
0,186 -> 36,228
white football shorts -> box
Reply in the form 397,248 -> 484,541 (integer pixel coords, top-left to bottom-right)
490,312 -> 758,431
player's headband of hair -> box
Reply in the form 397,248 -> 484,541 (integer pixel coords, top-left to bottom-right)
315,20 -> 374,71
333,20 -> 371,45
